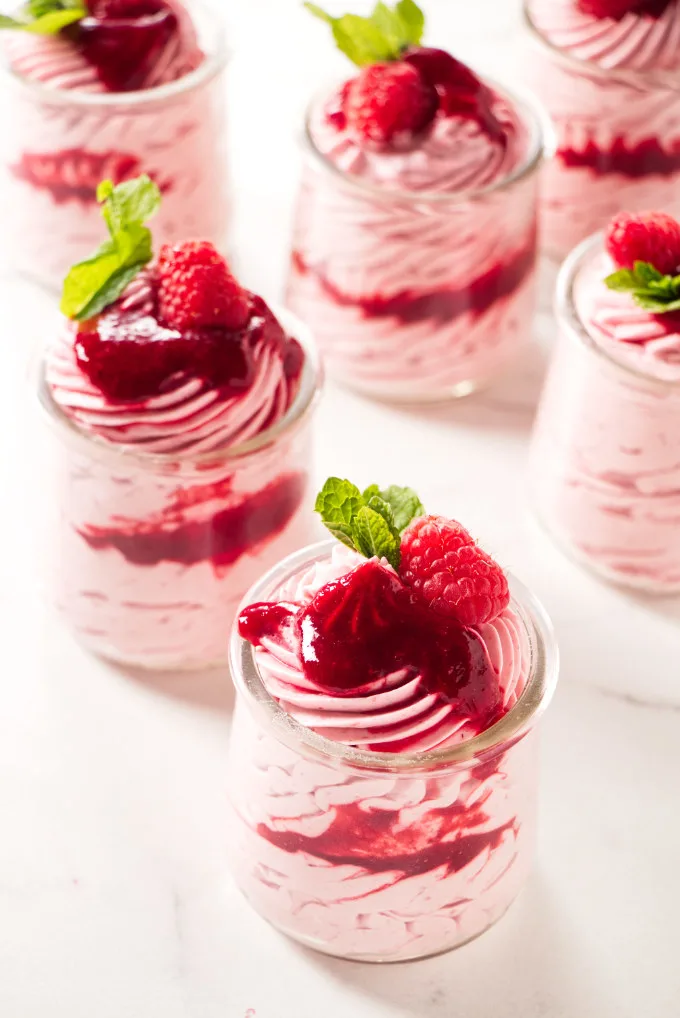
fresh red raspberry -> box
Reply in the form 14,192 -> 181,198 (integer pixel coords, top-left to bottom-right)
157,241 -> 250,331
605,211 -> 680,275
344,61 -> 438,146
87,0 -> 166,18
578,0 -> 672,18
399,515 -> 510,628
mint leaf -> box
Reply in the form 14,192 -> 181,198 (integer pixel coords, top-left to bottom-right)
352,506 -> 400,569
316,476 -> 425,566
604,259 -> 680,315
377,484 -> 424,532
304,0 -> 425,65
60,174 -> 161,321
395,0 -> 424,43
0,1 -> 84,34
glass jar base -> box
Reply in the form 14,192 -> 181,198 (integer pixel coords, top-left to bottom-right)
235,886 -> 521,964
70,631 -> 229,673
533,508 -> 680,596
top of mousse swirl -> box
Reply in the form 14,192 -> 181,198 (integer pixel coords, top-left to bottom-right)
1,0 -> 204,92
305,1 -> 529,192
526,0 -> 680,75
46,174 -> 303,453
239,477 -> 530,754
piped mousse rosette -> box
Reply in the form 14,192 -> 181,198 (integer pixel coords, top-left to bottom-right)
524,0 -> 680,257
531,210 -> 680,589
286,1 -> 542,401
41,175 -> 318,669
228,478 -> 557,962
0,0 -> 227,285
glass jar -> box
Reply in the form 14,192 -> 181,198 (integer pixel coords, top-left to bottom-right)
227,541 -> 559,963
37,312 -> 322,671
285,84 -> 545,403
523,1 -> 680,260
530,234 -> 680,592
0,0 -> 229,290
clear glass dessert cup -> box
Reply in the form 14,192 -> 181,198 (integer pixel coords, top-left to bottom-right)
285,83 -> 545,404
0,0 -> 229,290
530,233 -> 680,593
523,1 -> 680,261
37,312 -> 322,672
227,541 -> 559,963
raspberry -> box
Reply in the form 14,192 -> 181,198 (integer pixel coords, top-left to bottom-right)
157,241 -> 250,331
399,515 -> 509,628
88,0 -> 166,17
605,211 -> 680,275
344,61 -> 438,146
577,0 -> 672,18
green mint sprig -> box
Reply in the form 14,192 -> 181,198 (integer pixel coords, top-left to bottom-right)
605,260 -> 680,314
304,0 -> 424,66
315,477 -> 425,570
60,175 -> 162,321
0,0 -> 85,35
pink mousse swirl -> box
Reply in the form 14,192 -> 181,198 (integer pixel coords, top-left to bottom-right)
249,546 -> 530,752
3,1 -> 203,92
46,273 -> 301,455
526,0 -> 680,75
575,253 -> 680,380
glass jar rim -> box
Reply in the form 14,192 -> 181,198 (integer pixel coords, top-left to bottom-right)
556,232 -> 680,391
230,539 -> 560,775
37,305 -> 323,467
302,76 -> 549,206
522,0 -> 680,88
0,0 -> 228,108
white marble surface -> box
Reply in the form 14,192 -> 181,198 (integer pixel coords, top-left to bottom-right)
1,1 -> 680,1016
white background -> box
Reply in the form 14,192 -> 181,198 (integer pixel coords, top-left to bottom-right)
1,1 -> 680,1016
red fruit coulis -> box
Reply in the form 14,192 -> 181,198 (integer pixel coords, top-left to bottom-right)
75,293 -> 302,403
69,0 -> 179,92
80,472 -> 307,569
291,239 -> 536,327
10,151 -> 168,205
240,559 -> 503,734
558,137 -> 680,179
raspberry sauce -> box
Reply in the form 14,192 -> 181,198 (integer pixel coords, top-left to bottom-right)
290,241 -> 536,326
10,151 -> 165,206
239,560 -> 503,734
75,293 -> 302,403
558,138 -> 680,179
80,472 -> 307,568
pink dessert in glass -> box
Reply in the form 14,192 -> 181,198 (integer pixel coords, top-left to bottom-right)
523,0 -> 680,259
0,0 -> 228,288
286,1 -> 544,402
39,175 -> 321,669
228,478 -> 558,962
531,210 -> 680,590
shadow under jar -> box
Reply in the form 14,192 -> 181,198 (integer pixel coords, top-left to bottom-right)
227,542 -> 559,963
37,315 -> 321,671
286,83 -> 545,403
530,234 -> 680,592
0,0 -> 229,290
523,0 -> 680,261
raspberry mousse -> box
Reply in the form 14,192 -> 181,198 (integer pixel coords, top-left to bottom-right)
228,478 -> 558,961
0,0 -> 228,287
286,1 -> 544,401
523,0 -> 680,258
531,210 -> 680,589
40,175 -> 320,669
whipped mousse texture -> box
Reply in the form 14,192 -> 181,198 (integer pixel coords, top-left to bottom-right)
0,0 -> 228,286
287,43 -> 541,400
228,544 -> 545,961
44,251 -> 316,669
531,244 -> 680,589
524,0 -> 680,257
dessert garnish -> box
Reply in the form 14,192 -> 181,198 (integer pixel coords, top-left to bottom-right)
239,477 -> 510,704
576,0 -> 672,19
58,173 -> 301,402
0,0 -> 186,92
604,211 -> 680,313
305,1 -> 500,145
